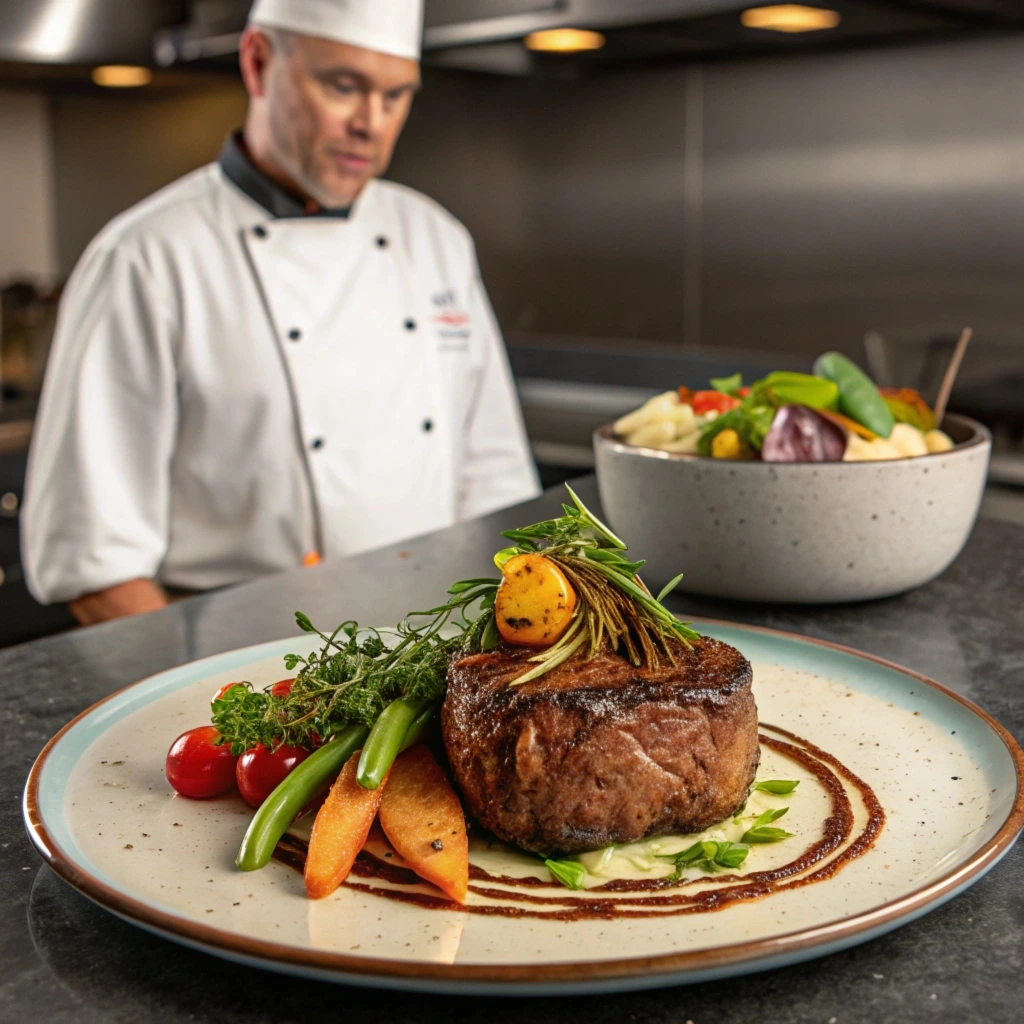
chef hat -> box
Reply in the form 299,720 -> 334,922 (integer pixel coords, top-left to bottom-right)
248,0 -> 423,60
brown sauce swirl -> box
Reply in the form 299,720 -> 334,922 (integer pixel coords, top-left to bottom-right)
274,726 -> 885,921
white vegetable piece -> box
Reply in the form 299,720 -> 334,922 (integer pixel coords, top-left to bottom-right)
626,420 -> 676,448
658,433 -> 701,454
924,428 -> 954,453
613,391 -> 679,436
889,423 -> 929,458
671,402 -> 697,437
843,435 -> 903,461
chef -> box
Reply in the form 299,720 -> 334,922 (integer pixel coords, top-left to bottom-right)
22,0 -> 539,624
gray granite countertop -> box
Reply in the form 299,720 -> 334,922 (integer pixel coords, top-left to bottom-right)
2,478 -> 1022,1023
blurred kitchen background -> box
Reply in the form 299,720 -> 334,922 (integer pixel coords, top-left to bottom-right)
2,0 -> 1023,645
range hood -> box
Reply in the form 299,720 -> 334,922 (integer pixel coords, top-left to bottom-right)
2,0 -> 1022,73
153,0 -> 1024,74
0,1 -> 185,66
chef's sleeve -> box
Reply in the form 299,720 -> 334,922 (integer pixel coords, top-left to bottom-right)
457,260 -> 541,520
21,240 -> 178,605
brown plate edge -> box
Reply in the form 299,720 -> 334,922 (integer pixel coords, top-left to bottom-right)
22,621 -> 1024,987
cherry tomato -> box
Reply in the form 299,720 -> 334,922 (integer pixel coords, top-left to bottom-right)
212,682 -> 246,703
236,743 -> 311,808
165,726 -> 238,798
691,390 -> 741,415
269,678 -> 295,698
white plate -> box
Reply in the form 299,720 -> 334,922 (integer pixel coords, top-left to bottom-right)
23,621 -> 1024,995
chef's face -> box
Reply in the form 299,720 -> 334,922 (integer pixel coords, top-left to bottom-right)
242,28 -> 420,208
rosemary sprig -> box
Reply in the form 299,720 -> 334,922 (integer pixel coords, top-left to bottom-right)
500,486 -> 701,684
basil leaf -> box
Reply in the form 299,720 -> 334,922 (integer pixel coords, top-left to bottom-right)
545,858 -> 586,890
754,780 -> 800,795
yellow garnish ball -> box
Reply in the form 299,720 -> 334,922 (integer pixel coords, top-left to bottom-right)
495,554 -> 577,647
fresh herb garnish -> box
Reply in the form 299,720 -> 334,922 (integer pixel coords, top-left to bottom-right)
211,484 -> 702,750
698,401 -> 776,457
741,807 -> 794,844
709,372 -> 744,396
211,583 -> 494,754
545,858 -> 587,890
659,840 -> 750,879
501,486 -> 700,686
754,780 -> 800,795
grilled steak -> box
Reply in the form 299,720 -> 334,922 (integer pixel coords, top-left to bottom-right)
441,637 -> 759,854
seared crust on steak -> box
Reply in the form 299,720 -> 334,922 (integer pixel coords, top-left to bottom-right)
441,636 -> 759,854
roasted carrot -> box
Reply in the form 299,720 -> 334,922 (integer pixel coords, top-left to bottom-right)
304,749 -> 388,899
378,745 -> 469,903
818,408 -> 878,441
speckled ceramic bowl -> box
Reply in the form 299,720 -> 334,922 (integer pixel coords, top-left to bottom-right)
594,413 -> 991,603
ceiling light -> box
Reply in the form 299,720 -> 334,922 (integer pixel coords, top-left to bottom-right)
524,28 -> 606,53
91,65 -> 153,88
741,5 -> 841,33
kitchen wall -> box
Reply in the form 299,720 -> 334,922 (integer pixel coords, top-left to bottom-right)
50,80 -> 247,274
16,30 -> 1024,380
389,33 -> 1024,376
0,91 -> 57,282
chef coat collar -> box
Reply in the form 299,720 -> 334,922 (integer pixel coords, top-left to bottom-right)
219,132 -> 351,220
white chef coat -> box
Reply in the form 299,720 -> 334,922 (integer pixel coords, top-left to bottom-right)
22,141 -> 539,605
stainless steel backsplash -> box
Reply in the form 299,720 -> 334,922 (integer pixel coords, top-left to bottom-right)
388,33 -> 1024,379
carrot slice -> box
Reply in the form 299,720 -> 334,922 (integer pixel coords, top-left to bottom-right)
378,745 -> 469,903
304,750 -> 388,899
818,408 -> 877,440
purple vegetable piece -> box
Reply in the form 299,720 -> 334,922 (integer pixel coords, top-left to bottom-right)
761,405 -> 847,463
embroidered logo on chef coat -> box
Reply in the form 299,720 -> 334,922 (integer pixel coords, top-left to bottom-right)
431,290 -> 470,344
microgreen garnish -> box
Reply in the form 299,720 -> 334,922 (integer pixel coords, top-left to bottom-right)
659,840 -> 750,879
741,807 -> 794,844
754,780 -> 800,795
545,858 -> 587,890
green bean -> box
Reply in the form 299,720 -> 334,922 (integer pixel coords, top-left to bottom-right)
813,352 -> 894,438
399,703 -> 437,752
356,695 -> 430,790
235,723 -> 367,872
